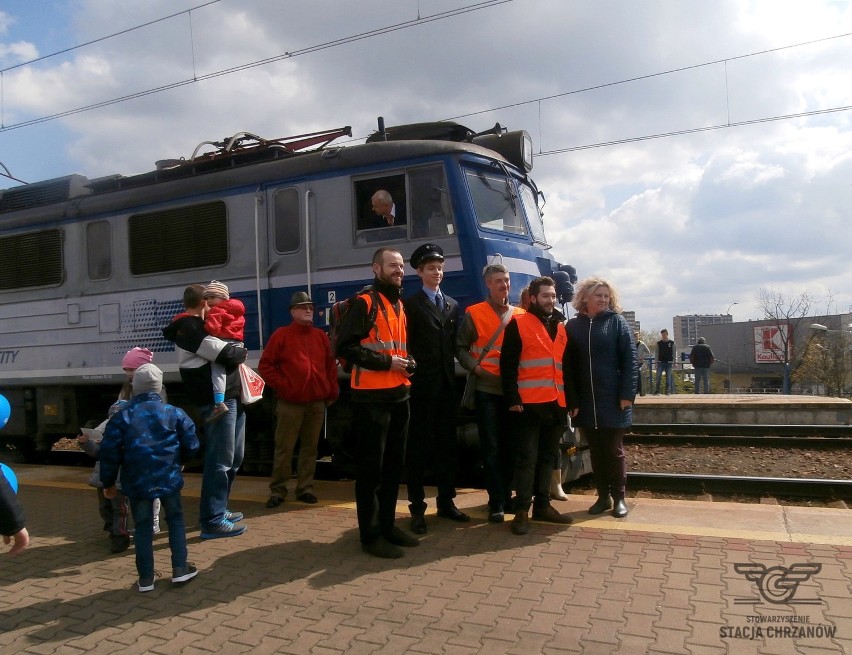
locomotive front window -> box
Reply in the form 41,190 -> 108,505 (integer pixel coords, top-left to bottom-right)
519,184 -> 547,245
465,169 -> 528,236
129,201 -> 228,274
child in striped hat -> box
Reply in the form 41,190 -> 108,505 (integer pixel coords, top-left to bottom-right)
203,281 -> 246,423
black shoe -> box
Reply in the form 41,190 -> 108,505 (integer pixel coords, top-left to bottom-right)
612,498 -> 629,518
362,537 -> 404,559
385,526 -> 420,547
488,509 -> 505,523
436,504 -> 470,523
511,512 -> 529,535
410,513 -> 427,535
297,492 -> 318,504
265,495 -> 284,509
110,535 -> 130,554
532,504 -> 574,525
588,495 -> 613,515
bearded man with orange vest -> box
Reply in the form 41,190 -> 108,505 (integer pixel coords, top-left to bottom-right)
335,247 -> 420,559
455,262 -> 524,523
500,276 -> 575,535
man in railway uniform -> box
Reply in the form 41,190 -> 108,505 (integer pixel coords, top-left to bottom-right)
403,244 -> 469,535
259,291 -> 339,508
335,247 -> 419,559
455,262 -> 524,523
162,284 -> 248,539
500,276 -> 574,535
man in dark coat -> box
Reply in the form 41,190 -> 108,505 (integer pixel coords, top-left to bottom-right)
689,337 -> 715,394
403,244 -> 470,534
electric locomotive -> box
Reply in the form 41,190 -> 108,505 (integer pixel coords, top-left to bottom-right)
0,118 -> 576,471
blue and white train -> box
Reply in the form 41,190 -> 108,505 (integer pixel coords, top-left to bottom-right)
0,119 -> 576,466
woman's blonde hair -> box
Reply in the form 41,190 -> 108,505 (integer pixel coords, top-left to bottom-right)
571,276 -> 623,314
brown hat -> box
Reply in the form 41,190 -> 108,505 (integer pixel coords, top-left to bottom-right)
289,291 -> 314,309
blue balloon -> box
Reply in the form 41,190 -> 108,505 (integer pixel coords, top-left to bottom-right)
0,393 -> 9,430
0,463 -> 17,494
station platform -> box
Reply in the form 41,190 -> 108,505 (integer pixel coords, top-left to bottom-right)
2,465 -> 850,654
632,393 -> 852,426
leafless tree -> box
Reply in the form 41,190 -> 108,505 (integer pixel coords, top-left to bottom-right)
755,288 -> 813,394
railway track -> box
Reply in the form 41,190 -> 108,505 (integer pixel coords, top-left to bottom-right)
619,472 -> 852,500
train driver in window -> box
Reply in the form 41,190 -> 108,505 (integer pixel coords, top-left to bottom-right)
362,189 -> 407,229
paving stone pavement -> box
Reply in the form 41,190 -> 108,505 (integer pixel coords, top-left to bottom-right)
1,468 -> 850,655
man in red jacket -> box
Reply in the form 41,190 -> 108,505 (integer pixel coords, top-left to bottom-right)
259,291 -> 339,507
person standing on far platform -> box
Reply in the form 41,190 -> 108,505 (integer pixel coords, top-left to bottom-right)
564,276 -> 636,518
335,247 -> 419,559
635,332 -> 651,397
654,329 -> 676,395
689,337 -> 715,394
403,243 -> 470,535
260,291 -> 339,508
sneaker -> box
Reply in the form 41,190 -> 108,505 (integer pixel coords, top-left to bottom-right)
205,402 -> 230,424
200,519 -> 246,539
488,507 -> 505,523
138,577 -> 155,593
172,564 -> 198,584
153,522 -> 161,535
224,510 -> 244,522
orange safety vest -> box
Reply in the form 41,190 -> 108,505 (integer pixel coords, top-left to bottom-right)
351,291 -> 411,390
467,302 -> 525,376
516,312 -> 567,406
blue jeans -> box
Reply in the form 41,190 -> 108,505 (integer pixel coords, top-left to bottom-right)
474,390 -> 515,511
129,492 -> 187,579
199,398 -> 245,530
655,362 -> 674,394
694,368 -> 711,393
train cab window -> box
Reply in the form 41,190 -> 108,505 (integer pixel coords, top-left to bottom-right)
408,165 -> 455,238
464,168 -> 528,236
0,227 -> 63,290
273,188 -> 301,253
519,184 -> 547,244
129,201 -> 227,274
354,174 -> 407,245
86,221 -> 112,280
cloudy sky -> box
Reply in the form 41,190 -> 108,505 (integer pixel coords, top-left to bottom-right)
1,0 -> 851,332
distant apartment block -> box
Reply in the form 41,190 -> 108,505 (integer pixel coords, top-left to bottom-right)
622,310 -> 639,334
673,314 -> 733,348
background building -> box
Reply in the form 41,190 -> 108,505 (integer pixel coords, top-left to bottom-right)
673,314 -> 733,350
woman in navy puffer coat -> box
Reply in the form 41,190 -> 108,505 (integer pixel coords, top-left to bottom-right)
564,276 -> 637,518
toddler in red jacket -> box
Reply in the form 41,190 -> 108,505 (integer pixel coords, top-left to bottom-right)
203,281 -> 245,423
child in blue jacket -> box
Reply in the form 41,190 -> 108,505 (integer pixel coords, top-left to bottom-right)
100,364 -> 200,592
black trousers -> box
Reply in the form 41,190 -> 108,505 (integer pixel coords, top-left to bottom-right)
585,426 -> 627,497
406,386 -> 458,512
512,401 -> 565,513
353,400 -> 409,544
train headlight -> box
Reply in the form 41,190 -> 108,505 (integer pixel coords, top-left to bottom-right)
472,130 -> 534,173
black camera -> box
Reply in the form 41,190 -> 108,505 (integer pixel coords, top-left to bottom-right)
405,356 -> 417,374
